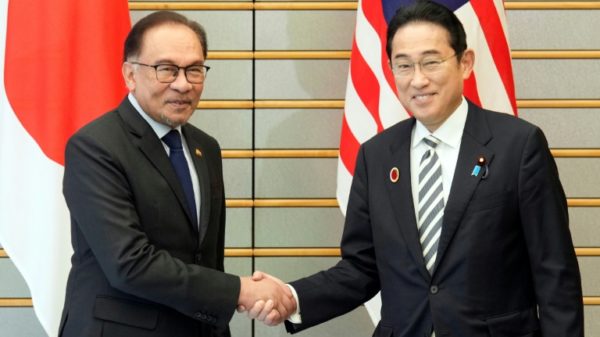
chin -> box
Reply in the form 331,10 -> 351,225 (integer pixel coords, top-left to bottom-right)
160,115 -> 182,127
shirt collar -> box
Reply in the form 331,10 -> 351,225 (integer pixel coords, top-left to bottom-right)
128,93 -> 181,140
412,96 -> 468,149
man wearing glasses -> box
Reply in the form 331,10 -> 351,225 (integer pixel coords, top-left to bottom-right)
59,11 -> 294,337
249,1 -> 583,336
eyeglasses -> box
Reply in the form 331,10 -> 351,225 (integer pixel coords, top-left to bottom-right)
391,54 -> 456,78
129,61 -> 210,84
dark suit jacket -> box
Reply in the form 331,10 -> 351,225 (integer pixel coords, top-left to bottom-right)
58,98 -> 240,337
286,101 -> 583,337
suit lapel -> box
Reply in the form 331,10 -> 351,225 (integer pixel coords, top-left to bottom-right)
433,102 -> 494,273
182,125 -> 211,244
117,98 -> 196,229
383,119 -> 431,281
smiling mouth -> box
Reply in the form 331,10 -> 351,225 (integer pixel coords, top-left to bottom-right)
411,93 -> 436,101
166,100 -> 192,107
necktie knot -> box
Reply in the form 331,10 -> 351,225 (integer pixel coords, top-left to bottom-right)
423,135 -> 441,149
162,130 -> 183,150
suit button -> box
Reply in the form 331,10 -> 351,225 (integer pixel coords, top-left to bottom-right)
430,285 -> 439,294
194,312 -> 206,320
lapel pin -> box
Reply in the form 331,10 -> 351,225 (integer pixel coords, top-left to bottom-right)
471,156 -> 487,177
195,148 -> 202,157
389,167 -> 399,183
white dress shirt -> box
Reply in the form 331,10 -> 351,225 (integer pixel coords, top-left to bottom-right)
410,97 -> 468,218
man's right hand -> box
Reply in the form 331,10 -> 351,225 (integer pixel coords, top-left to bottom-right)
238,271 -> 296,326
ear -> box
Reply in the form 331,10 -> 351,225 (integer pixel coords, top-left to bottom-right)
460,49 -> 475,80
122,62 -> 136,91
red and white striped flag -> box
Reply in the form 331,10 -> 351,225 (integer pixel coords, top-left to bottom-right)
0,1 -> 130,335
337,0 -> 516,322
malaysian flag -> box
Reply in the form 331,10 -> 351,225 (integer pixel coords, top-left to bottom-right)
337,0 -> 516,322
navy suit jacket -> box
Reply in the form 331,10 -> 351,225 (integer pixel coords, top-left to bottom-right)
59,98 -> 240,337
286,101 -> 583,337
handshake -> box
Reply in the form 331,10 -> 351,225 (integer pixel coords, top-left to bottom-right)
237,271 -> 297,326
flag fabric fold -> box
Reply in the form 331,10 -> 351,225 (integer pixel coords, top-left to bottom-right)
337,0 -> 516,323
0,1 -> 130,335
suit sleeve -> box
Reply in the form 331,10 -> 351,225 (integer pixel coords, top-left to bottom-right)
286,145 -> 380,333
63,131 -> 240,327
518,127 -> 584,336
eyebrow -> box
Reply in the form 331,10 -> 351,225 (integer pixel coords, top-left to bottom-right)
393,50 -> 442,60
153,59 -> 205,66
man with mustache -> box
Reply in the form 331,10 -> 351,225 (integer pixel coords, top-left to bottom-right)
58,11 -> 294,337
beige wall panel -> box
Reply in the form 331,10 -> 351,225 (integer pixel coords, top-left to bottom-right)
507,10 -> 600,50
585,307 -> 600,337
223,158 -> 252,198
0,259 -> 30,297
0,308 -> 46,337
255,257 -> 374,336
255,60 -> 349,99
130,10 -> 253,50
569,208 -> 600,247
224,257 -> 252,277
255,109 -> 343,149
255,158 -> 337,198
190,109 -> 252,149
201,60 -> 253,100
254,257 -> 341,282
225,208 -> 252,248
255,10 -> 355,50
578,257 -> 600,295
254,307 -> 374,337
513,60 -> 600,99
255,208 -> 345,247
555,158 -> 600,198
229,312 -> 252,337
519,109 -> 600,148
224,257 -> 252,337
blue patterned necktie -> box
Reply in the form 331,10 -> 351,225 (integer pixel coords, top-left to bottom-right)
162,130 -> 197,227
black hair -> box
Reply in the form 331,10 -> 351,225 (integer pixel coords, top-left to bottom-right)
124,11 -> 208,61
386,0 -> 467,60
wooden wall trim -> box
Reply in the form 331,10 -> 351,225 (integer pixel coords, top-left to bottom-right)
206,50 -> 600,60
2,247 -> 599,259
129,2 -> 254,10
129,2 -> 600,11
197,100 -> 600,109
224,198 -> 600,208
221,149 -> 600,159
505,2 -> 600,10
512,50 -> 600,59
1,297 -> 598,307
0,298 -> 33,307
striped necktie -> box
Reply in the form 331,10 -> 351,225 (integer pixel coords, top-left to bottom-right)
417,135 -> 444,274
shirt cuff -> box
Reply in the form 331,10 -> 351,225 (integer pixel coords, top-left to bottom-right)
286,284 -> 302,324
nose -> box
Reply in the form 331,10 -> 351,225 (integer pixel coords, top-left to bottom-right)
170,68 -> 193,92
410,64 -> 429,88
